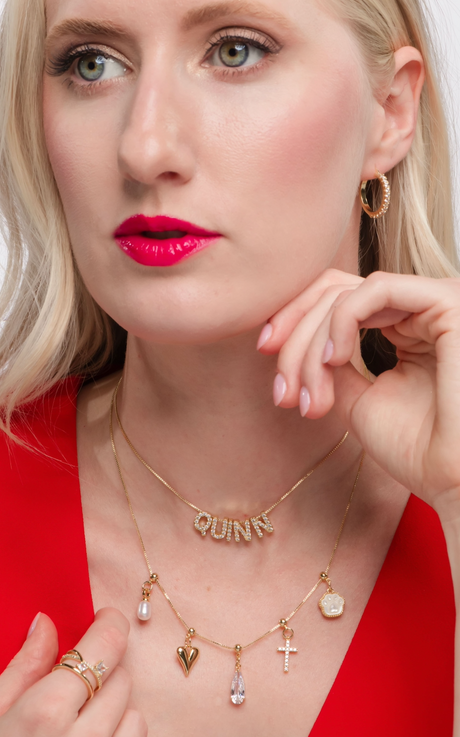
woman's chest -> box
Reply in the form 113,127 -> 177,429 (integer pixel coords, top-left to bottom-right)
85,524 -> 396,736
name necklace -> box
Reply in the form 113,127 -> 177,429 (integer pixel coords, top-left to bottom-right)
110,380 -> 364,705
113,376 -> 349,544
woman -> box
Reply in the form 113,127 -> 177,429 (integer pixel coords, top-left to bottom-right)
0,0 -> 458,734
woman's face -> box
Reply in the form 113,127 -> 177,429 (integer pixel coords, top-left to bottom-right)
43,0 -> 375,344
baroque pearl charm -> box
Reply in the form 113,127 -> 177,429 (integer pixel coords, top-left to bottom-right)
137,573 -> 158,622
318,572 -> 345,618
137,600 -> 151,621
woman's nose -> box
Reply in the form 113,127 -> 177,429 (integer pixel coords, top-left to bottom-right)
117,67 -> 196,186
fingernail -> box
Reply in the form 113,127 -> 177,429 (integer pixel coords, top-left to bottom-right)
257,323 -> 273,350
322,339 -> 334,364
299,387 -> 311,417
27,612 -> 41,639
273,373 -> 287,406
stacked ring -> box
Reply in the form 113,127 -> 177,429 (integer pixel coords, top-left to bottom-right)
52,650 -> 108,702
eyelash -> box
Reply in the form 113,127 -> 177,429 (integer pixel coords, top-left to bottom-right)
47,44 -> 112,76
46,29 -> 279,92
204,29 -> 279,77
46,44 -> 123,93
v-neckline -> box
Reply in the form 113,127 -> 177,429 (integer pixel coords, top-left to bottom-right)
69,378 -> 453,734
0,377 -> 453,734
73,375 -> 410,730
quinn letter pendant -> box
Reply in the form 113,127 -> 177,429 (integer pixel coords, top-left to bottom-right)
194,511 -> 274,543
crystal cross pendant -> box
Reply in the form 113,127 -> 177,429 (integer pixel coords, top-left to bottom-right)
277,620 -> 297,673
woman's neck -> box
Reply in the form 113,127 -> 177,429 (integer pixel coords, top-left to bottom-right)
114,328 -> 359,518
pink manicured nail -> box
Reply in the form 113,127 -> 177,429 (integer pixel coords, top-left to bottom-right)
322,339 -> 334,364
27,612 -> 41,639
273,374 -> 287,406
257,323 -> 273,350
299,387 -> 311,417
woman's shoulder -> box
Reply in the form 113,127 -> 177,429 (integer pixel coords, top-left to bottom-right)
0,375 -> 82,468
0,375 -> 84,498
0,375 -> 94,670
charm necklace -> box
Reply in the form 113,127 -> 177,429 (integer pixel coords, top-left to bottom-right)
109,381 -> 365,705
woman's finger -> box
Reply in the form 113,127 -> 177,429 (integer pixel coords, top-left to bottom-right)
8,607 -> 130,731
75,666 -> 133,735
274,285 -> 360,407
298,306 -> 338,418
112,709 -> 148,737
0,613 -> 58,716
325,272 -> 458,366
360,307 -> 412,329
323,274 -> 460,437
257,268 -> 362,354
49,608 -> 129,712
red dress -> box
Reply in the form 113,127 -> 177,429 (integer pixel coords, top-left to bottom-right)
0,378 -> 455,734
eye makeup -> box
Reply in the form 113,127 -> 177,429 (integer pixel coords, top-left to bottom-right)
45,24 -> 281,90
46,43 -> 130,78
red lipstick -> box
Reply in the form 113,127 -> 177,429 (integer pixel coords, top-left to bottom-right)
114,215 -> 221,266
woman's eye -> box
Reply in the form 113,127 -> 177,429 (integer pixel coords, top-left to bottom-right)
76,53 -> 127,82
210,39 -> 266,69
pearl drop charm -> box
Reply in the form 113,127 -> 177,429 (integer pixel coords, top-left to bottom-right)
137,575 -> 158,621
137,600 -> 151,621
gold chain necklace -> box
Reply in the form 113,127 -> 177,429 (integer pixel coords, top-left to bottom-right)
113,376 -> 349,544
109,384 -> 365,705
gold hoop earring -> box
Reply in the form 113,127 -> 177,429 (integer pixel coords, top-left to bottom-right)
360,170 -> 391,219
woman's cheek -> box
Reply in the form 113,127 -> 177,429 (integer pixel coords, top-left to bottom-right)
200,57 -> 366,274
43,83 -> 119,237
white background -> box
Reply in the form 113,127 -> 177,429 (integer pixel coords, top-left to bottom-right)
0,0 -> 459,254
425,0 -> 460,239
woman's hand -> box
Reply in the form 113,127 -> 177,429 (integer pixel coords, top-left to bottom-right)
0,609 -> 147,737
258,268 -> 460,518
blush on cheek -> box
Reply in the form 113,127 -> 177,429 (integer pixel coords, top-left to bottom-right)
43,88 -> 84,217
43,81 -> 120,248
204,48 -> 366,283
257,64 -> 365,208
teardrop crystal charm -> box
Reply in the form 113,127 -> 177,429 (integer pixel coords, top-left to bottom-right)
231,670 -> 245,705
231,645 -> 245,705
137,600 -> 151,621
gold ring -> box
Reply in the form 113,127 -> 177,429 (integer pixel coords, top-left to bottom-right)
52,663 -> 94,701
52,650 -> 108,699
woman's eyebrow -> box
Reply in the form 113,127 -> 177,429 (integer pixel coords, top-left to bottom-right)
44,3 -> 291,54
45,19 -> 130,52
180,1 -> 293,31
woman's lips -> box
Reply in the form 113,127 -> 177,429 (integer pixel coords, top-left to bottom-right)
114,214 -> 222,267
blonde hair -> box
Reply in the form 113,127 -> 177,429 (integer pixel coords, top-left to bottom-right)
0,0 -> 457,434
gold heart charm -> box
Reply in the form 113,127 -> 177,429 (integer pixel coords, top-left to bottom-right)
176,646 -> 200,676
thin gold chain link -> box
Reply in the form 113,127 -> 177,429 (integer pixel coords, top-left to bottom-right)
113,376 -> 349,521
109,381 -> 365,653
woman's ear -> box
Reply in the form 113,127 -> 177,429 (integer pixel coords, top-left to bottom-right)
361,46 -> 425,180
